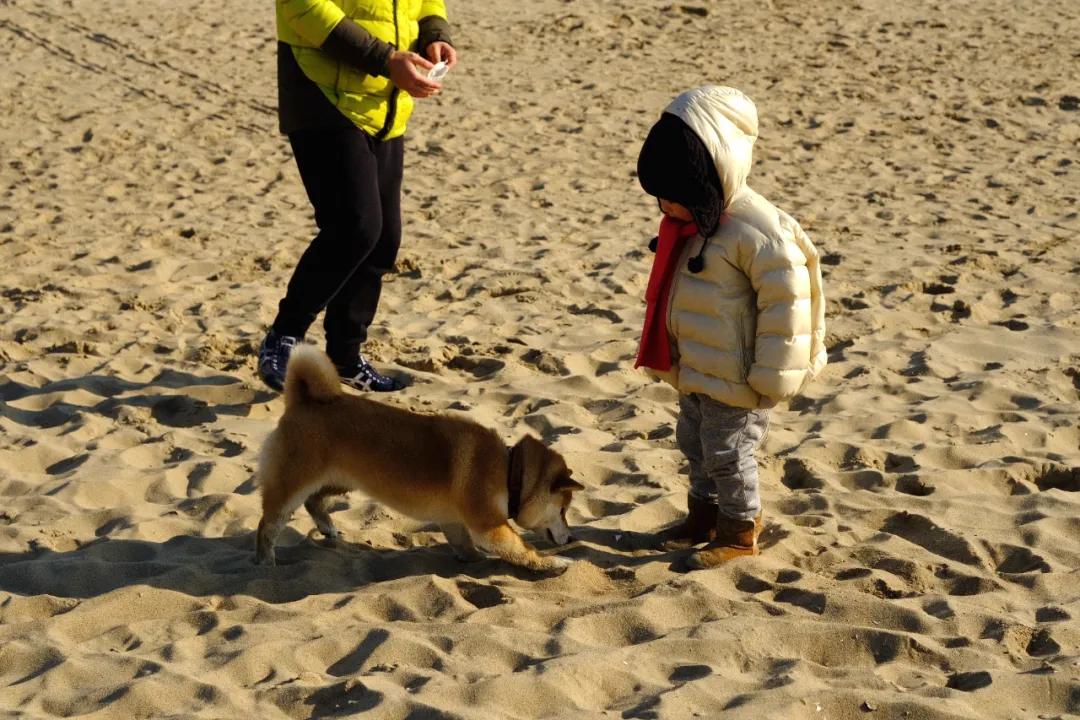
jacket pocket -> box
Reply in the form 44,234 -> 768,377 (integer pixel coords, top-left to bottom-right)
666,271 -> 680,338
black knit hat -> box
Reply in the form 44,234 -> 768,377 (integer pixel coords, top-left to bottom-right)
637,112 -> 724,237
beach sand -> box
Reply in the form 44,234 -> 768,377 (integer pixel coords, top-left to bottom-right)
1,0 -> 1078,717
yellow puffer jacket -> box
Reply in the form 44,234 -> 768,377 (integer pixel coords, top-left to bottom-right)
276,0 -> 448,139
650,87 -> 827,409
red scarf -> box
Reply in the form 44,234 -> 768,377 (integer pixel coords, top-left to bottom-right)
635,216 -> 698,371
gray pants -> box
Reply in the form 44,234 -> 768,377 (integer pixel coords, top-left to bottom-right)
677,393 -> 770,521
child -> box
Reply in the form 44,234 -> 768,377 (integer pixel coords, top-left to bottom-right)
634,86 -> 826,570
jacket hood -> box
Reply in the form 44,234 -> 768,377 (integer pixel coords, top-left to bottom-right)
663,86 -> 758,211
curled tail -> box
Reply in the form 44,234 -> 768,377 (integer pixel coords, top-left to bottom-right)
283,345 -> 341,407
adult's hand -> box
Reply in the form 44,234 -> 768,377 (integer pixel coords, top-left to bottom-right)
425,41 -> 458,69
387,51 -> 440,98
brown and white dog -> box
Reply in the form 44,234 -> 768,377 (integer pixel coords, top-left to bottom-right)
254,345 -> 584,573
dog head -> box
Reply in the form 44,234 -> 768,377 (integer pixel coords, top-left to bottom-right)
513,435 -> 584,545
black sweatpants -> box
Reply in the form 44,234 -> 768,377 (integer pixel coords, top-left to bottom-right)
272,126 -> 404,366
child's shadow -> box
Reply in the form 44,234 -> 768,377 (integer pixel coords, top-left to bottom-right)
567,520 -> 787,574
561,526 -> 684,569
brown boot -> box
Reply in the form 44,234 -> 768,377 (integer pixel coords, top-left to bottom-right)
653,495 -> 719,550
686,512 -> 763,570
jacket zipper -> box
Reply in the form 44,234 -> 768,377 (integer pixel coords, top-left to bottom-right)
375,0 -> 400,140
736,312 -> 750,380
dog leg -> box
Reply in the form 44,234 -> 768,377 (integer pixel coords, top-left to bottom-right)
441,523 -> 486,562
305,486 -> 346,541
255,480 -> 311,566
255,515 -> 283,566
472,523 -> 572,573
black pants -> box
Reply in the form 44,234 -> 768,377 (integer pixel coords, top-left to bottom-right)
272,127 -> 404,366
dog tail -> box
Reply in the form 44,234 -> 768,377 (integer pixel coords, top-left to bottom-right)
283,345 -> 341,407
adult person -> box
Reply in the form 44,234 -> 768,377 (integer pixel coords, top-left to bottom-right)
260,0 -> 457,392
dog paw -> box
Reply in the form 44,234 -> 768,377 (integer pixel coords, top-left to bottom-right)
546,556 -> 574,571
254,553 -> 276,567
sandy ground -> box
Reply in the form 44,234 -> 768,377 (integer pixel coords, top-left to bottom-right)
1,0 -> 1078,717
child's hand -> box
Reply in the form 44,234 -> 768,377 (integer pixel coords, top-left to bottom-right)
425,41 -> 458,70
387,51 -> 441,98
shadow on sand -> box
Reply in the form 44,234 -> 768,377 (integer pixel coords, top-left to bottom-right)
0,522 -> 696,605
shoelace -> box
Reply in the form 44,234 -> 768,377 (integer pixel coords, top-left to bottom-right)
261,335 -> 296,371
341,355 -> 397,390
348,356 -> 379,380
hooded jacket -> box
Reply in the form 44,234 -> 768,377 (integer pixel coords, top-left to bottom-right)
649,86 -> 827,409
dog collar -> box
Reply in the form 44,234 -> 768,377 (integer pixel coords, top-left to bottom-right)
507,441 -> 525,520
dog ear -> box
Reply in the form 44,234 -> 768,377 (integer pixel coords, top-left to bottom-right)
551,475 -> 585,493
514,435 -> 544,453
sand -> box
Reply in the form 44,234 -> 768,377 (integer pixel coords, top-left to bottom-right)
1,0 -> 1078,717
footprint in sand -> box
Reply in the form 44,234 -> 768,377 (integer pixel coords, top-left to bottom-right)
835,567 -> 873,581
840,295 -> 870,310
456,581 -> 510,610
895,474 -> 935,496
881,512 -> 982,566
780,458 -> 827,490
734,572 -> 771,593
921,281 -> 955,296
520,348 -> 568,376
944,572 -> 1001,597
923,598 -> 954,620
993,317 -> 1029,331
991,544 -> 1051,574
775,569 -> 802,584
1033,464 -> 1079,492
668,664 -> 712,683
1025,629 -> 1061,657
151,395 -> 215,428
446,354 -> 505,378
946,670 -> 993,692
45,453 -> 90,476
1035,606 -> 1070,623
773,587 -> 827,615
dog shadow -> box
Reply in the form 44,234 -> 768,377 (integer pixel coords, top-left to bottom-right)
0,523 -> 683,605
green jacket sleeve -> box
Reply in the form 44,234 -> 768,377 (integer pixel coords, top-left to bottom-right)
417,15 -> 453,53
322,18 -> 395,77
276,0 -> 345,47
418,1 -> 452,54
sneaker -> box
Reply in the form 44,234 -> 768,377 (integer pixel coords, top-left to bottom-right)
336,355 -> 405,392
257,330 -> 299,391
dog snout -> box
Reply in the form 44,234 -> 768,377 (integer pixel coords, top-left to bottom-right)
545,529 -> 575,546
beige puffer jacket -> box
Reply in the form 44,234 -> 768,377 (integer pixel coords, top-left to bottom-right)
651,86 -> 827,409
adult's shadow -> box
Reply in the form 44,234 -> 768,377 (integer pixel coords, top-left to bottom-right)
0,366 -> 276,432
0,529 -> 592,605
